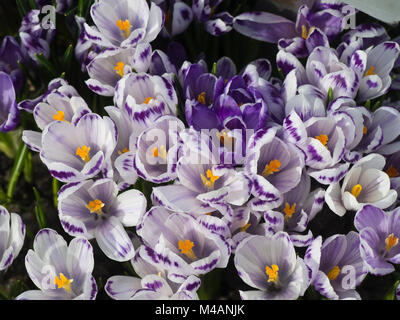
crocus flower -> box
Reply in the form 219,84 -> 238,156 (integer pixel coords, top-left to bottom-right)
0,205 -> 25,272
234,232 -> 309,300
0,72 -> 20,132
0,36 -> 24,93
86,44 -> 152,96
39,113 -> 117,182
354,205 -> 400,276
305,233 -> 368,300
58,178 -> 147,261
244,127 -> 304,211
325,154 -> 397,216
83,0 -> 164,49
16,229 -> 97,300
383,151 -> 400,195
137,207 -> 231,281
154,0 -> 193,37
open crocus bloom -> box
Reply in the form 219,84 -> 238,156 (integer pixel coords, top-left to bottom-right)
16,229 -> 97,300
325,153 -> 397,216
234,232 -> 308,300
83,0 -> 164,49
0,205 -> 25,271
355,205 -> 400,276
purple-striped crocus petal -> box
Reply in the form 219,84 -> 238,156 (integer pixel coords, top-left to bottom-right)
303,188 -> 325,221
15,290 -> 52,300
170,2 -> 193,36
307,162 -> 350,185
305,28 -> 329,53
320,70 -> 357,100
233,12 -> 296,43
85,78 -> 115,97
283,111 -> 307,144
83,23 -> 114,48
149,50 -> 177,76
59,215 -> 88,238
113,189 -> 147,227
264,210 -> 284,234
251,175 -> 282,208
325,182 -> 346,216
290,231 -> 313,248
313,270 -> 339,300
276,50 -> 306,82
121,28 -> 146,48
132,43 -> 152,73
0,247 -> 14,270
105,275 -> 142,300
350,50 -> 368,79
0,72 -> 19,132
80,275 -> 98,300
278,37 -> 307,58
196,215 -> 231,239
217,57 -> 237,81
367,42 -> 400,78
22,130 -> 42,152
304,236 -> 322,285
354,204 -> 388,235
115,151 -> 138,185
302,138 -> 332,169
373,107 -> 400,146
357,74 -> 382,102
141,274 -> 173,297
143,2 -> 164,43
191,250 -> 221,275
94,217 -> 135,262
8,212 -> 25,259
177,275 -> 201,296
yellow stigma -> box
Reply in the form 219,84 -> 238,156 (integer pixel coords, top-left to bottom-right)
118,147 -> 129,155
283,202 -> 296,220
301,25 -> 315,39
197,92 -> 206,105
54,273 -> 73,292
262,159 -> 281,177
76,145 -> 91,162
385,233 -> 399,252
53,110 -> 67,122
327,266 -> 340,281
201,169 -> 220,189
240,223 -> 251,232
216,130 -> 235,148
116,19 -> 131,38
114,61 -> 125,77
86,199 -> 105,215
178,239 -> 196,260
315,134 -> 328,147
143,97 -> 153,104
151,145 -> 168,162
351,184 -> 362,198
364,65 -> 375,77
363,126 -> 367,134
265,264 -> 279,284
386,165 -> 399,178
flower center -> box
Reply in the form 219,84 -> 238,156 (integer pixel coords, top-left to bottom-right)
216,130 -> 235,149
116,19 -> 131,38
262,159 -> 281,177
143,97 -> 154,104
201,169 -> 220,189
114,61 -> 125,77
351,184 -> 362,198
54,273 -> 73,292
178,239 -> 197,260
364,66 -> 375,77
385,233 -> 399,252
301,25 -> 315,39
197,92 -> 206,105
118,147 -> 130,156
315,134 -> 328,147
327,266 -> 340,281
76,145 -> 91,163
283,202 -> 296,220
240,223 -> 251,232
265,264 -> 279,284
151,145 -> 168,162
86,199 -> 105,215
363,126 -> 367,134
53,110 -> 67,122
386,165 -> 399,178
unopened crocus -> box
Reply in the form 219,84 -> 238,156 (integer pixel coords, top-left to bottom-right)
0,205 -> 25,272
0,72 -> 20,132
0,36 -> 24,93
354,205 -> 400,276
325,154 -> 397,217
58,178 -> 146,261
16,229 -> 97,300
155,0 -> 193,37
234,232 -> 309,300
84,0 -> 164,49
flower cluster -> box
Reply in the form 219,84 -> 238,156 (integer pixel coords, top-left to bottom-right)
1,0 -> 400,301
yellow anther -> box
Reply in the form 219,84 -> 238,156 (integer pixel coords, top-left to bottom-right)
54,273 -> 73,292
283,202 -> 296,220
216,130 -> 235,148
143,97 -> 154,104
386,165 -> 399,178
197,92 -> 206,105
201,169 -> 220,189
351,184 -> 362,198
301,25 -> 315,39
76,145 -> 91,163
327,266 -> 340,281
151,145 -> 168,162
114,61 -> 125,77
315,134 -> 328,147
53,110 -> 67,122
116,19 -> 131,38
364,65 -> 375,77
240,223 -> 251,232
385,233 -> 399,252
178,239 -> 197,260
118,147 -> 129,155
363,126 -> 367,134
262,159 -> 281,177
265,264 -> 279,284
86,199 -> 105,214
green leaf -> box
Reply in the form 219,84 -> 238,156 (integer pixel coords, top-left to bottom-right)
6,142 -> 29,201
365,99 -> 371,109
16,0 -> 28,19
33,187 -> 47,229
23,151 -> 33,184
35,53 -> 58,77
52,178 -> 60,208
211,62 -> 217,76
327,87 -> 334,103
385,280 -> 400,300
